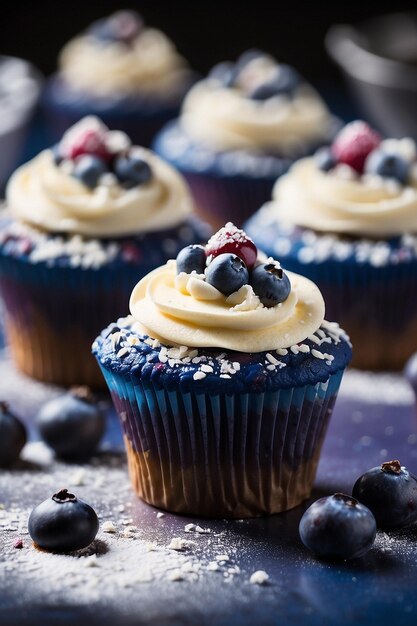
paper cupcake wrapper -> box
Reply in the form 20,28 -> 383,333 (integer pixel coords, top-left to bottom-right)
277,253 -> 417,370
99,364 -> 344,518
183,171 -> 278,229
0,255 -> 143,387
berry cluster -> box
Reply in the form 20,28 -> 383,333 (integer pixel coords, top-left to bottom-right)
53,118 -> 153,190
315,120 -> 414,185
299,459 -> 417,560
176,223 -> 291,307
208,50 -> 301,101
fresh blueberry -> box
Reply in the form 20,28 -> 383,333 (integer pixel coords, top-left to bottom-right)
250,262 -> 291,307
314,147 -> 336,172
36,387 -> 105,461
364,150 -> 410,184
73,155 -> 108,188
28,489 -> 99,553
0,402 -> 27,468
248,65 -> 301,100
205,253 -> 249,296
176,245 -> 207,274
299,493 -> 376,560
114,153 -> 153,188
51,143 -> 63,165
208,62 -> 237,88
88,10 -> 143,44
352,460 -> 417,528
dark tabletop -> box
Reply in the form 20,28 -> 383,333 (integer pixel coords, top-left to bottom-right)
1,346 -> 417,626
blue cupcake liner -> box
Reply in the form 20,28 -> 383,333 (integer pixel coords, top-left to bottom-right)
98,363 -> 344,517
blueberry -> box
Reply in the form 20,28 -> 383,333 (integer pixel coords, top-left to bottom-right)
176,245 -> 207,274
205,253 -> 249,296
299,493 -> 376,560
208,62 -> 237,88
364,150 -> 410,185
0,402 -> 26,468
114,153 -> 153,188
28,489 -> 99,553
248,65 -> 301,100
51,143 -> 63,165
73,155 -> 108,188
250,262 -> 291,307
36,387 -> 105,461
352,460 -> 417,528
314,147 -> 336,172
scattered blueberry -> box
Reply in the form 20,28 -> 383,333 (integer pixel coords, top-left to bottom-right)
208,62 -> 236,88
114,153 -> 152,188
299,493 -> 376,560
36,387 -> 105,461
205,253 -> 249,296
28,489 -> 99,553
176,245 -> 207,275
248,65 -> 301,100
250,262 -> 291,307
0,401 -> 27,468
73,155 -> 108,188
364,150 -> 409,185
352,460 -> 417,528
314,147 -> 336,172
89,10 -> 143,44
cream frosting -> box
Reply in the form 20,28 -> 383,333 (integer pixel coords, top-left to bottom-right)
270,158 -> 417,237
59,27 -> 190,97
180,80 -> 333,152
6,148 -> 193,238
129,261 -> 325,352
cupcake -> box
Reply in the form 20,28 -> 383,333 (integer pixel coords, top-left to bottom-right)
93,223 -> 351,518
42,10 -> 195,147
0,116 -> 209,388
245,120 -> 417,370
153,50 -> 339,228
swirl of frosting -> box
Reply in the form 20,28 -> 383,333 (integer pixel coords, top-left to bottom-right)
129,261 -> 325,352
270,158 -> 417,237
59,27 -> 190,97
6,148 -> 193,237
180,80 -> 333,152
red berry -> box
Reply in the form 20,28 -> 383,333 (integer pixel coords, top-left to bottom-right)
332,121 -> 381,174
60,119 -> 112,162
206,222 -> 258,269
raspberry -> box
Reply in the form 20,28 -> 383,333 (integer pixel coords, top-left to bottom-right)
206,222 -> 258,269
332,121 -> 381,174
60,117 -> 111,162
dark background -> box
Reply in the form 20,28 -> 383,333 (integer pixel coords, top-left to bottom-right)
2,1 -> 417,83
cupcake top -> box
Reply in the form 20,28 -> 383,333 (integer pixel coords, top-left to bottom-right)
270,120 -> 417,237
94,224 -> 351,392
179,50 -> 334,154
57,10 -> 191,98
6,116 -> 193,238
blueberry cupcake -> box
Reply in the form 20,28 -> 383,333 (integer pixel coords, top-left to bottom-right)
153,50 -> 339,228
93,223 -> 351,518
245,120 -> 417,370
42,10 -> 195,147
0,116 -> 209,388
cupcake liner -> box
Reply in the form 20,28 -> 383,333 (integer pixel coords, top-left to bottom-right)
99,364 -> 344,518
0,255 -> 144,387
276,253 -> 417,370
182,171 -> 278,229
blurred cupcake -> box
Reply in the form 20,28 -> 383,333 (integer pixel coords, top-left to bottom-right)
42,10 -> 195,146
153,50 -> 339,228
245,120 -> 417,370
0,116 -> 209,388
93,223 -> 351,517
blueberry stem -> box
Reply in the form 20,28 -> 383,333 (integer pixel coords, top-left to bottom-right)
333,493 -> 358,507
52,489 -> 77,503
381,460 -> 402,474
265,263 -> 283,279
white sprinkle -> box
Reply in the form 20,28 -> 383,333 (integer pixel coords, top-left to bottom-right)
249,570 -> 270,585
266,353 -> 279,365
207,562 -> 220,571
117,347 -> 129,359
311,349 -> 325,360
276,348 -> 288,356
184,523 -> 196,533
156,512 -> 165,519
195,525 -> 211,534
193,371 -> 206,381
200,364 -> 214,373
69,468 -> 86,486
220,374 -> 231,379
167,538 -> 195,551
102,521 -> 117,534
215,554 -> 229,562
266,364 -> 276,371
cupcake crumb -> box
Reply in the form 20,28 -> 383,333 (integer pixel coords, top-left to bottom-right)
249,570 -> 270,585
